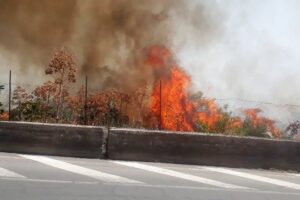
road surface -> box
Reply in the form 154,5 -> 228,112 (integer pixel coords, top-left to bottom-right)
0,152 -> 300,200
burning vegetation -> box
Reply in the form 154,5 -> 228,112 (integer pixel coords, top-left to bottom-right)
0,46 -> 286,139
147,46 -> 282,138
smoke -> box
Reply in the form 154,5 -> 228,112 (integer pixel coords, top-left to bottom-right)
174,0 -> 300,125
2,0 -> 298,125
0,0 -> 77,68
0,0 -> 220,92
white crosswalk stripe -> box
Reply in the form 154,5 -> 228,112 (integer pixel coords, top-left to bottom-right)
0,167 -> 26,178
20,155 -> 142,184
202,167 -> 300,190
292,173 -> 300,177
112,161 -> 250,189
2,154 -> 298,192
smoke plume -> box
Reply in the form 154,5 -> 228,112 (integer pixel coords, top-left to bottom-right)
0,0 -> 219,92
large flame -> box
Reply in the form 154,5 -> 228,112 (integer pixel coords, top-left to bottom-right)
151,66 -> 194,131
146,45 -> 281,138
146,45 -> 222,131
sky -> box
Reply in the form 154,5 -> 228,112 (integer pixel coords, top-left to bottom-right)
176,0 -> 300,106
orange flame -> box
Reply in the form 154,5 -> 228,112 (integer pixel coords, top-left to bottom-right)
244,108 -> 261,127
151,66 -> 194,131
196,99 -> 223,131
147,45 -> 222,131
244,108 -> 281,138
146,45 -> 281,138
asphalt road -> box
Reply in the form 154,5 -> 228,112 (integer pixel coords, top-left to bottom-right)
1,152 -> 300,200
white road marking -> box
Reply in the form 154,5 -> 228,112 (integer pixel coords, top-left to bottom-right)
112,161 -> 249,189
1,176 -> 300,196
0,167 -> 25,178
104,183 -> 300,196
291,173 -> 300,177
202,167 -> 300,190
0,177 -> 99,184
20,155 -> 142,184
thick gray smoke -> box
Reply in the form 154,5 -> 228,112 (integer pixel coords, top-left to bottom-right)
0,0 -> 219,92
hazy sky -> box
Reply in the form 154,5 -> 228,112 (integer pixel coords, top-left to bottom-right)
177,0 -> 300,105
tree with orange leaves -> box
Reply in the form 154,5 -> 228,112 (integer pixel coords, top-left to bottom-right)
34,81 -> 57,103
119,93 -> 131,125
12,86 -> 32,120
0,85 -> 8,120
85,89 -> 129,126
103,89 -> 123,126
33,81 -> 57,122
45,48 -> 77,122
87,92 -> 108,125
120,93 -> 130,114
66,86 -> 85,124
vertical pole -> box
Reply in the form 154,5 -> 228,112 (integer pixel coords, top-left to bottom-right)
104,101 -> 113,159
8,70 -> 11,121
159,79 -> 162,130
84,75 -> 88,125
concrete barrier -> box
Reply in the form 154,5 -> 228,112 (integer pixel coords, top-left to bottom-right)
1,121 -> 300,171
108,128 -> 300,171
0,121 -> 104,158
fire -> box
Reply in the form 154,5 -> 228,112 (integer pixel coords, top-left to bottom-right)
196,99 -> 223,131
151,65 -> 194,131
147,45 -> 222,132
144,45 -> 173,68
244,108 -> 261,127
146,45 -> 281,138
227,117 -> 243,130
244,108 -> 281,138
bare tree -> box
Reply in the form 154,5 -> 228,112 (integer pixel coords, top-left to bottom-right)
285,120 -> 300,139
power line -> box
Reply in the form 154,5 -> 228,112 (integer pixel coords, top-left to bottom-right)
215,98 -> 300,108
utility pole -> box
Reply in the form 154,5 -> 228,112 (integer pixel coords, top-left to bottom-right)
159,80 -> 162,130
84,75 -> 88,125
102,100 -> 113,159
8,70 -> 11,121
